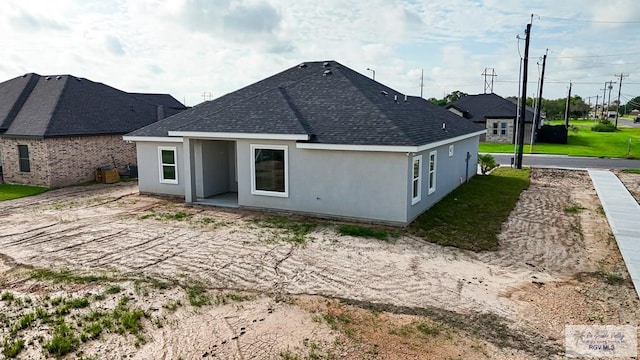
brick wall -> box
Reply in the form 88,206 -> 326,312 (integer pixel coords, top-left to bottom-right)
0,138 -> 49,186
484,119 -> 533,144
0,135 -> 136,187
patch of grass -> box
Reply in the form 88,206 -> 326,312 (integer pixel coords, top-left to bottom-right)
410,167 -> 530,251
416,322 -> 440,336
564,204 -> 586,214
104,285 -> 123,295
0,184 -> 48,201
214,292 -> 254,305
622,168 -> 640,174
44,322 -> 80,357
337,224 -> 397,242
1,291 -> 14,303
186,285 -> 210,307
30,268 -> 109,284
479,121 -> 640,159
256,216 -> 317,244
162,299 -> 182,312
118,309 -> 146,335
2,337 -> 25,358
600,271 -> 625,285
81,322 -> 103,342
16,312 -> 36,330
139,210 -> 192,221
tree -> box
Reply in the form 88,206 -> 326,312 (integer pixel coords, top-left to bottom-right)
624,96 -> 640,114
444,90 -> 468,103
428,97 -> 447,106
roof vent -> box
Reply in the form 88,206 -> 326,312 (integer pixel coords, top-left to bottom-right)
76,78 -> 82,81
56,76 -> 62,80
298,63 -> 307,68
404,95 -> 408,102
381,91 -> 388,96
22,74 -> 27,78
442,123 -> 447,131
45,76 -> 51,80
322,61 -> 330,67
394,95 -> 398,102
323,70 -> 332,76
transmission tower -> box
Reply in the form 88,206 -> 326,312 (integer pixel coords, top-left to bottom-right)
481,68 -> 497,94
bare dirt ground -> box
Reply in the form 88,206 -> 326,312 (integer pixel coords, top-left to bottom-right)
0,168 -> 639,359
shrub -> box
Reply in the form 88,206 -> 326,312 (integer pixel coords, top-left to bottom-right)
478,154 -> 498,175
592,120 -> 617,132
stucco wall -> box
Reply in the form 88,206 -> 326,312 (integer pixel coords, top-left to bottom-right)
406,136 -> 479,223
136,141 -> 185,197
236,140 -> 409,224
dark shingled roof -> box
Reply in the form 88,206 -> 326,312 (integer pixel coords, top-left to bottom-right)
0,73 -> 186,138
128,61 -> 483,146
446,93 -> 535,123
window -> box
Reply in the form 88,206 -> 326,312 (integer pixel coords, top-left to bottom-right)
500,122 -> 507,135
428,150 -> 437,195
250,144 -> 288,197
18,145 -> 30,172
158,147 -> 178,184
492,122 -> 498,135
448,144 -> 454,157
411,155 -> 422,205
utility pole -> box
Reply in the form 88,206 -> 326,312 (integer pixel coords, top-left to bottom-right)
601,83 -> 608,119
515,22 -> 531,169
564,81 -> 572,128
481,68 -> 497,94
420,69 -> 424,98
594,94 -> 599,120
534,49 -> 548,140
614,73 -> 629,128
585,96 -> 593,120
606,80 -> 616,118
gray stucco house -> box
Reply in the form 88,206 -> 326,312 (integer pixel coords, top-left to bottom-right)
446,93 -> 536,144
124,61 -> 484,225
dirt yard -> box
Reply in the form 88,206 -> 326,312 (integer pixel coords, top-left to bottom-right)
0,168 -> 639,359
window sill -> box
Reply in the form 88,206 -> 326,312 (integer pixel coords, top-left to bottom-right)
251,190 -> 288,198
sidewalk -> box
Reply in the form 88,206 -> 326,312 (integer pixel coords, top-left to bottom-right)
589,170 -> 640,300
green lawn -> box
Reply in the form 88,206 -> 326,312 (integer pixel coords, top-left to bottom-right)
479,120 -> 640,158
0,183 -> 49,201
409,167 -> 530,251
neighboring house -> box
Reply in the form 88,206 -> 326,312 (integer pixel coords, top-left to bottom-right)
124,61 -> 485,225
0,73 -> 185,187
446,93 -> 536,144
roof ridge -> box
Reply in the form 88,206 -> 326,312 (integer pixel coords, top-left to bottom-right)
0,74 -> 41,132
174,71 -> 317,132
45,76 -> 71,136
337,66 -> 416,145
277,86 -> 313,137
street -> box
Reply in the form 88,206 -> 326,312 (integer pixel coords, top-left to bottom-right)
489,153 -> 640,170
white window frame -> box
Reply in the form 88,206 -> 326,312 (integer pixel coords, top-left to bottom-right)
158,146 -> 178,184
250,144 -> 289,198
411,155 -> 422,205
448,144 -> 454,157
428,150 -> 437,195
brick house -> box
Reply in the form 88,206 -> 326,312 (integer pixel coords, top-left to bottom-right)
446,93 -> 537,144
0,73 -> 185,187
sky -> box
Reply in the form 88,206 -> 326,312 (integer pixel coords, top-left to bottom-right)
1,0 -> 640,108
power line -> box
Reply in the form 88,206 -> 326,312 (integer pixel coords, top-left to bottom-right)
535,14 -> 640,24
549,51 -> 640,59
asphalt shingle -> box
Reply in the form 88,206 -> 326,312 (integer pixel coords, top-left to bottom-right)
129,61 -> 483,146
447,93 -> 535,123
0,73 -> 186,138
